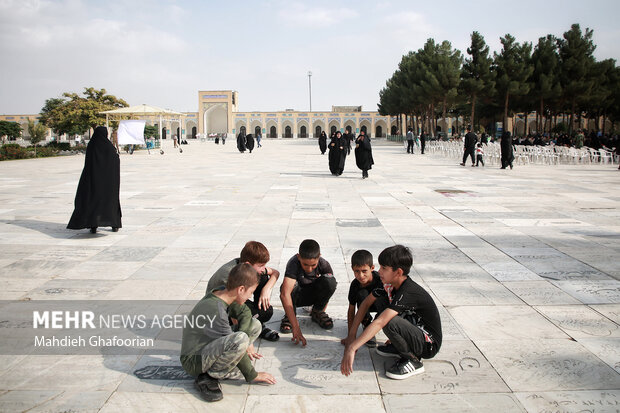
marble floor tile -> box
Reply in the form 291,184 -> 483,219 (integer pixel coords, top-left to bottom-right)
534,305 -> 620,338
515,390 -> 620,413
375,340 -> 511,394
383,393 -> 526,413
503,281 -> 582,305
476,338 -> 620,392
552,280 -> 620,304
428,281 -> 522,306
449,305 -> 568,340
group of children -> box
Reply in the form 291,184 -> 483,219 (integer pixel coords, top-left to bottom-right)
181,240 -> 442,403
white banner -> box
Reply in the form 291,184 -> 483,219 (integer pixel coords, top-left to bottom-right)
117,120 -> 146,145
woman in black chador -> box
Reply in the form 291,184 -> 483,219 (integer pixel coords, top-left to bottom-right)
245,133 -> 255,153
500,131 -> 515,169
67,126 -> 121,233
236,132 -> 246,153
328,131 -> 346,175
318,131 -> 327,154
354,130 -> 374,179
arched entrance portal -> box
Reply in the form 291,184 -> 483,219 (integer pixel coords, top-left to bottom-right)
391,125 -> 398,135
330,125 -> 337,136
300,126 -> 307,138
192,126 -> 197,138
315,126 -> 322,137
162,127 -> 167,139
375,125 -> 382,137
284,126 -> 292,138
255,126 -> 261,136
270,126 -> 277,138
361,125 -> 368,137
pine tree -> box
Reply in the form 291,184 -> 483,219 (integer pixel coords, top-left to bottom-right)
460,32 -> 495,128
557,24 -> 596,134
494,34 -> 533,131
530,35 -> 561,133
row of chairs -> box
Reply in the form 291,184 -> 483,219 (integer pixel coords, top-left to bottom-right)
426,141 -> 618,166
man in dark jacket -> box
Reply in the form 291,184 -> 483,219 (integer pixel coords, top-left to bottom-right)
460,126 -> 477,166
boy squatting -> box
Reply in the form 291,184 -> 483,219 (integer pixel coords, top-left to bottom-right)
181,242 -> 441,402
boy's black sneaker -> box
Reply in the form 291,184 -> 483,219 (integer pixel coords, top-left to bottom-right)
386,357 -> 425,380
194,372 -> 223,402
375,343 -> 400,358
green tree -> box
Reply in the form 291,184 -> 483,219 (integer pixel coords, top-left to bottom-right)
530,35 -> 561,133
27,119 -> 47,156
494,34 -> 533,131
0,120 -> 22,143
557,24 -> 596,134
144,125 -> 158,138
39,87 -> 128,136
460,31 -> 495,128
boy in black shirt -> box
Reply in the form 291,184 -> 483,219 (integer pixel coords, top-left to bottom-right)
341,245 -> 442,380
279,239 -> 337,346
340,250 -> 383,347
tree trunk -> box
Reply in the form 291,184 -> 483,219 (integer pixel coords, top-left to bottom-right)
442,97 -> 447,136
602,113 -> 607,135
470,93 -> 477,129
504,92 -> 510,133
569,101 -> 575,135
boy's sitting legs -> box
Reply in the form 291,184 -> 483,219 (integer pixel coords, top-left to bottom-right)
291,276 -> 337,329
379,316 -> 426,379
196,319 -> 261,401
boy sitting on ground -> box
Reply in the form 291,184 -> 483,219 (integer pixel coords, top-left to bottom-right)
280,239 -> 337,346
181,263 -> 276,402
341,245 -> 442,380
340,249 -> 383,348
206,241 -> 280,341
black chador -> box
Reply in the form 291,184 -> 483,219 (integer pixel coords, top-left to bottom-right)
67,126 -> 122,233
328,131 -> 346,175
354,133 -> 374,179
500,131 -> 515,169
236,132 -> 246,153
245,133 -> 255,153
318,131 -> 327,154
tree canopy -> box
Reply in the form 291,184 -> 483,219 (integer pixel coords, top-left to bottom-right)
39,87 -> 128,136
378,23 -> 620,136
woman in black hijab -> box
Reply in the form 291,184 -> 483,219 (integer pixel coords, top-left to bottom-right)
318,131 -> 327,154
328,131 -> 346,175
354,130 -> 374,179
245,133 -> 255,153
67,126 -> 121,233
500,131 -> 514,169
236,132 -> 246,153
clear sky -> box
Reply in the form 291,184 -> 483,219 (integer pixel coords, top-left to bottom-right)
1,0 -> 619,114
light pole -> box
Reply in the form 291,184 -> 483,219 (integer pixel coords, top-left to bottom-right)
307,71 -> 312,112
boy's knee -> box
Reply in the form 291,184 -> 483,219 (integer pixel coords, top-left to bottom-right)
248,318 -> 262,340
321,275 -> 337,292
258,305 -> 273,323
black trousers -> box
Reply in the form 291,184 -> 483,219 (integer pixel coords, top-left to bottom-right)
476,154 -> 484,166
245,273 -> 273,324
421,140 -> 425,154
291,275 -> 337,312
353,288 -> 380,326
375,299 -> 438,360
462,147 -> 475,164
407,140 -> 414,153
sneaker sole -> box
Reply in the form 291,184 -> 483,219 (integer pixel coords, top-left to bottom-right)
385,365 -> 425,380
194,381 -> 223,402
375,348 -> 400,358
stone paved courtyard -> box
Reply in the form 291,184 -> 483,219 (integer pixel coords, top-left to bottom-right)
0,138 -> 619,412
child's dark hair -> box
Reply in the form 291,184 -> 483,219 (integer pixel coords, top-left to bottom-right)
240,241 -> 270,264
299,239 -> 320,259
378,245 -> 413,275
226,262 -> 259,290
351,249 -> 374,268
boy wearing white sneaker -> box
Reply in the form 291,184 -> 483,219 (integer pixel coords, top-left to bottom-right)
340,245 -> 442,380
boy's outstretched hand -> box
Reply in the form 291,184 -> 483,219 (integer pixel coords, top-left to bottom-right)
341,346 -> 355,376
253,372 -> 276,384
291,326 -> 307,346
